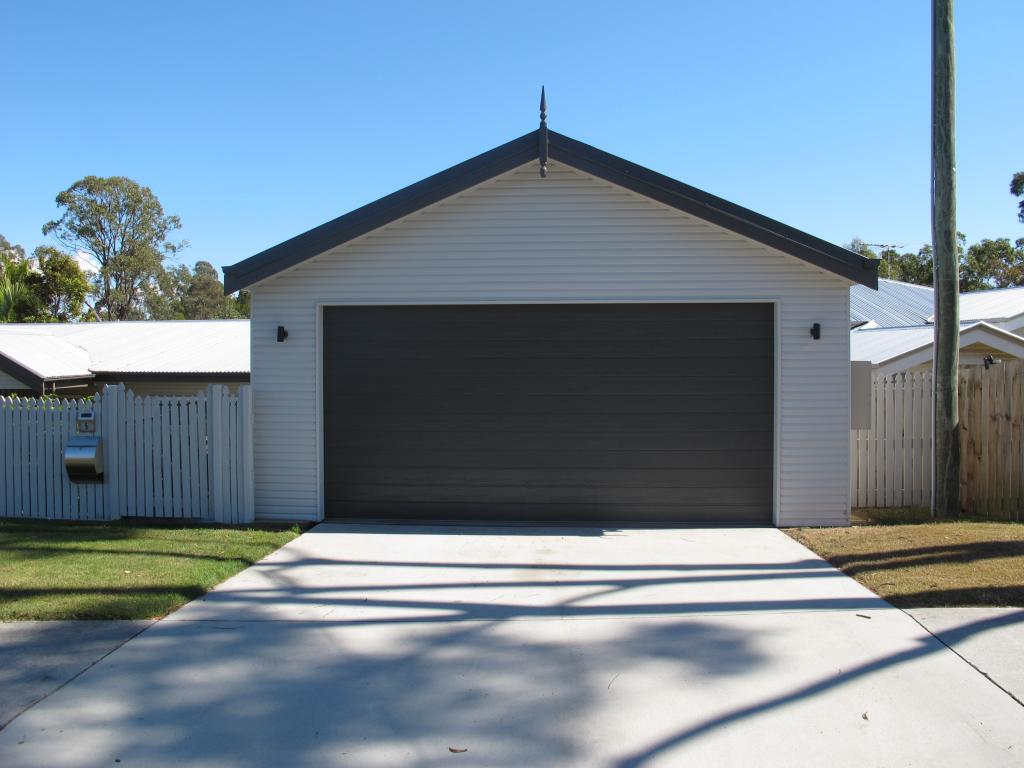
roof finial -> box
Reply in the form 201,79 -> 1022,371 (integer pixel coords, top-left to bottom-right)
538,86 -> 548,178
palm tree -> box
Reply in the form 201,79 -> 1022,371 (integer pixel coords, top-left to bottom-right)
0,271 -> 29,321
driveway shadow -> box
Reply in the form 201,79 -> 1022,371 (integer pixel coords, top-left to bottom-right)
1,527 -> 1022,767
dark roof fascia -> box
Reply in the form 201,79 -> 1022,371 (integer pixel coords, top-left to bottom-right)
92,372 -> 251,383
224,128 -> 877,291
547,131 -> 877,288
223,131 -> 540,293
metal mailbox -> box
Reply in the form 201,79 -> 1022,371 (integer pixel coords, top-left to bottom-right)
64,436 -> 104,483
64,410 -> 104,483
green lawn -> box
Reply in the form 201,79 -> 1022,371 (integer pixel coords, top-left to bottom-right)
0,520 -> 302,620
787,517 -> 1024,608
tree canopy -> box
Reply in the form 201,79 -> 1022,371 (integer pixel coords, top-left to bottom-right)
851,235 -> 1024,292
42,176 -> 185,320
1012,171 -> 1024,223
29,246 -> 91,322
147,261 -> 250,320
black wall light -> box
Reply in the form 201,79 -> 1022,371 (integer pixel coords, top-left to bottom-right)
277,325 -> 289,343
810,323 -> 821,340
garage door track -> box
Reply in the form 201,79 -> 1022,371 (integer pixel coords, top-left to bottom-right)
0,524 -> 1021,767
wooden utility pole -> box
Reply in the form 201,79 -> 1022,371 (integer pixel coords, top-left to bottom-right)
932,0 -> 960,517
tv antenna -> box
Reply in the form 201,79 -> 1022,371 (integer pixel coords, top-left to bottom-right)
864,243 -> 905,276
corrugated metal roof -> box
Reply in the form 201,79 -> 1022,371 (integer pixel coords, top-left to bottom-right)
951,286 -> 1024,323
850,321 -> 1024,365
0,331 -> 92,379
0,320 -> 249,379
850,279 -> 935,328
850,325 -> 937,364
855,280 -> 1024,328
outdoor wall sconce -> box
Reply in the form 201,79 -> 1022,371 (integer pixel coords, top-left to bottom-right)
810,323 -> 821,340
277,325 -> 289,343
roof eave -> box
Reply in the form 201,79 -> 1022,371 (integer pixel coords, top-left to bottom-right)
91,371 -> 250,382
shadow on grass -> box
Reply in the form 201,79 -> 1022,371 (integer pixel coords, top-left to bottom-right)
828,541 -> 1024,571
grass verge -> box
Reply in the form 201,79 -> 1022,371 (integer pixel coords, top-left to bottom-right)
787,519 -> 1024,607
0,520 -> 302,620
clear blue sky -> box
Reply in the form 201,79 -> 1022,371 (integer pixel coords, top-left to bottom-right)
2,1 -> 1021,276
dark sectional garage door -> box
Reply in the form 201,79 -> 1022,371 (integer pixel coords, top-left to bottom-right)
323,304 -> 774,523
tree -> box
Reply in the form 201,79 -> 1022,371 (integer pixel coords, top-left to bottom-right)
0,243 -> 40,322
1012,171 -> 1024,223
961,238 -> 1024,290
144,261 -> 250,320
42,176 -> 185,320
0,233 -> 26,263
230,290 -> 251,319
0,272 -> 30,322
29,246 -> 91,321
847,233 -> 1024,293
184,261 -> 228,319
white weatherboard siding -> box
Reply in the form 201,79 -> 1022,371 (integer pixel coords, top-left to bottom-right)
250,161 -> 852,526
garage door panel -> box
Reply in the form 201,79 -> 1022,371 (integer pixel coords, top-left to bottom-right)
332,373 -> 772,398
323,304 -> 773,522
330,448 -> 774,471
330,321 -> 773,343
327,337 -> 772,360
326,428 -> 772,453
331,393 -> 775,416
336,412 -> 772,433
327,482 -> 767,507
326,356 -> 771,379
325,466 -> 769,489
325,304 -> 771,338
332,501 -> 769,524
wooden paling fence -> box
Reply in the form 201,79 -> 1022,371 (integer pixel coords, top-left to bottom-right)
0,384 -> 253,523
851,361 -> 1024,520
851,372 -> 934,509
958,361 -> 1024,519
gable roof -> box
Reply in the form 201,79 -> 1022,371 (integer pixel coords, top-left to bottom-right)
223,129 -> 878,292
850,321 -> 1024,373
850,279 -> 935,328
0,321 -> 250,391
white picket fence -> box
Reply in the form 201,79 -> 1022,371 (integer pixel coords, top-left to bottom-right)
850,372 -> 934,508
0,384 -> 253,523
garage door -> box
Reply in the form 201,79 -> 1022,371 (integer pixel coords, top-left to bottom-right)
323,303 -> 774,523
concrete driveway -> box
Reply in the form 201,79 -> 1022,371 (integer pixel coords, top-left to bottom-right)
0,524 -> 1021,767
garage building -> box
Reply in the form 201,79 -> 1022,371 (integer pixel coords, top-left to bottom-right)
224,124 -> 877,527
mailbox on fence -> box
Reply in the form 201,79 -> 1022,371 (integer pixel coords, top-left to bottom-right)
64,411 -> 104,483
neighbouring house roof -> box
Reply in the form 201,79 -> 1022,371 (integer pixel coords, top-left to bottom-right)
932,285 -> 1024,324
850,321 -> 1024,373
223,129 -> 878,292
0,320 -> 250,392
853,279 -> 1024,331
850,279 -> 935,328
